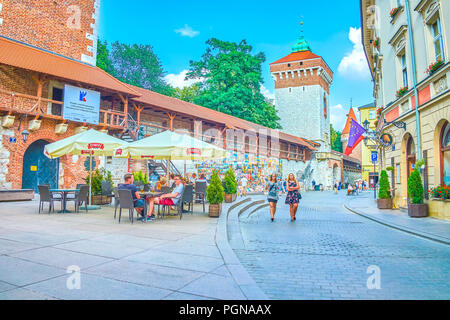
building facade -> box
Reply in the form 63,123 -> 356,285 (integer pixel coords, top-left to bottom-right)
271,33 -> 361,188
0,1 -> 320,193
361,0 -> 450,220
358,102 -> 379,184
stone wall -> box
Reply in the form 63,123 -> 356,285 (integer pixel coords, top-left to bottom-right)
0,0 -> 100,65
281,158 -> 335,190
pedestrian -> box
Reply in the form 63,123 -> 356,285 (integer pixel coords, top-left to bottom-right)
285,173 -> 301,222
283,178 -> 287,193
266,173 -> 280,222
334,182 -> 338,194
240,175 -> 248,197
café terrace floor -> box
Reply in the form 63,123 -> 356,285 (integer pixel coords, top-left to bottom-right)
0,198 -> 260,300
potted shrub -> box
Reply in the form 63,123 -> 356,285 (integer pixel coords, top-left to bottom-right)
206,170 -> 224,218
85,168 -> 113,205
377,170 -> 393,209
407,168 -> 428,218
224,168 -> 237,203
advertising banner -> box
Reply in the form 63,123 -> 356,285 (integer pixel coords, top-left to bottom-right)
63,85 -> 101,125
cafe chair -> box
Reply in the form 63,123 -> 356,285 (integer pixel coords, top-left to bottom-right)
182,184 -> 194,215
117,189 -> 135,224
194,181 -> 207,213
101,181 -> 114,205
38,185 -> 62,214
113,187 -> 120,219
160,186 -> 186,220
66,185 -> 89,213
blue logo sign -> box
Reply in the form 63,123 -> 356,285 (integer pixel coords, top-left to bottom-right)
9,137 -> 16,143
79,91 -> 87,102
371,152 -> 378,163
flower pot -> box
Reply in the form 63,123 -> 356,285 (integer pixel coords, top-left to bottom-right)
377,198 -> 393,209
209,203 -> 222,218
232,193 -> 237,202
88,195 -> 111,205
75,126 -> 88,134
408,203 -> 429,218
28,119 -> 42,131
225,193 -> 235,203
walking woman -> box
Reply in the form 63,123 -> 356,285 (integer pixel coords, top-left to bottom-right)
285,173 -> 301,222
266,173 -> 280,222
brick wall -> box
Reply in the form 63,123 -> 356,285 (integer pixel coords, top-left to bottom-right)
0,0 -> 100,65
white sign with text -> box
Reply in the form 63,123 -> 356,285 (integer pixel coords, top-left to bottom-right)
63,84 -> 100,125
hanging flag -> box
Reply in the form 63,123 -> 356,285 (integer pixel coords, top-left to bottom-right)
345,119 -> 366,156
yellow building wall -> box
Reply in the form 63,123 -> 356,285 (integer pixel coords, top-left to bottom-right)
359,106 -> 379,184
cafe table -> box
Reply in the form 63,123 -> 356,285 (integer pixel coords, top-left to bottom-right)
50,189 -> 80,214
139,191 -> 163,221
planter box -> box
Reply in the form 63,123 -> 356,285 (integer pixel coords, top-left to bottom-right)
28,119 -> 42,131
2,115 -> 15,128
209,203 -> 222,218
428,199 -> 450,220
377,198 -> 393,209
408,203 -> 429,218
0,189 -> 34,202
75,126 -> 88,134
88,195 -> 111,205
55,123 -> 68,135
225,193 -> 237,203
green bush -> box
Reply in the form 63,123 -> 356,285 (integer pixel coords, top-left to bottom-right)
408,168 -> 424,204
224,168 -> 237,195
206,170 -> 224,205
378,170 -> 391,199
133,170 -> 148,184
85,168 -> 113,195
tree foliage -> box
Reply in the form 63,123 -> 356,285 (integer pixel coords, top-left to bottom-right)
408,168 -> 424,204
186,38 -> 281,129
378,170 -> 391,199
96,40 -> 173,96
172,83 -> 202,103
206,170 -> 225,204
330,124 -> 343,153
224,168 -> 237,195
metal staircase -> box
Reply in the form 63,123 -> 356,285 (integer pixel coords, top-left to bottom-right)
148,159 -> 181,177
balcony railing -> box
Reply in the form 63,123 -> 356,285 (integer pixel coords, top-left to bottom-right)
0,88 -> 126,129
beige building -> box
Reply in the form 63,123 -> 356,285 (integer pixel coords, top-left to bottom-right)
361,0 -> 450,220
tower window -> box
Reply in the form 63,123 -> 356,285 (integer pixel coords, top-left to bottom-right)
300,62 -> 303,66
288,63 -> 291,67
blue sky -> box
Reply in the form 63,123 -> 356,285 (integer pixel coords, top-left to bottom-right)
98,0 -> 374,131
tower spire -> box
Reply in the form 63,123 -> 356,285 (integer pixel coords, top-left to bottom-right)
292,18 -> 311,53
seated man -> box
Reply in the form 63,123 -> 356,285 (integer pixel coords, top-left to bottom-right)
118,173 -> 144,217
146,175 -> 184,221
347,184 -> 354,196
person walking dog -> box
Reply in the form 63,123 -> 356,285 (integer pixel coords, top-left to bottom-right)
285,173 -> 301,222
266,173 -> 280,222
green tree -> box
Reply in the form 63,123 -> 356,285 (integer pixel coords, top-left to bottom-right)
224,168 -> 237,195
330,124 -> 343,153
378,170 -> 391,199
172,83 -> 202,103
206,170 -> 225,204
96,40 -> 173,96
186,38 -> 281,129
96,40 -> 114,74
408,168 -> 424,204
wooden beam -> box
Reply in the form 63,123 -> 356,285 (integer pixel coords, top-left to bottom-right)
167,113 -> 176,131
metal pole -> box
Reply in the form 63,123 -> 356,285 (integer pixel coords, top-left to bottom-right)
89,152 -> 93,205
405,0 -> 422,160
374,160 -> 376,200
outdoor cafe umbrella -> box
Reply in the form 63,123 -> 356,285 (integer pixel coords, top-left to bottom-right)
44,129 -> 128,207
113,130 -> 229,180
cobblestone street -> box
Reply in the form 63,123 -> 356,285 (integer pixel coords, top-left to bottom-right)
233,191 -> 450,300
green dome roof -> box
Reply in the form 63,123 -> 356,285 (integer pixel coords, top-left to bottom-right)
292,35 -> 311,52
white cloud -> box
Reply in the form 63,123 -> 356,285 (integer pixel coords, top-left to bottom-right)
330,104 -> 347,132
260,85 -> 275,102
164,70 -> 202,89
175,24 -> 200,38
337,27 -> 371,80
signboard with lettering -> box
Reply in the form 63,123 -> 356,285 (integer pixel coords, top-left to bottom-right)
63,85 -> 100,125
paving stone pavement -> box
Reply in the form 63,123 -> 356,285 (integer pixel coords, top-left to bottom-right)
0,199 -> 247,300
233,191 -> 450,300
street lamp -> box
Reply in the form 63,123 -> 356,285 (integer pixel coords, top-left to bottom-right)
21,129 -> 30,142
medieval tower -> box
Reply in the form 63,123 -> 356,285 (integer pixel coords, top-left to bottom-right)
270,31 -> 333,153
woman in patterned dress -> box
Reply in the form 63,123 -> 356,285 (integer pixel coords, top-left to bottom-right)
285,173 -> 301,222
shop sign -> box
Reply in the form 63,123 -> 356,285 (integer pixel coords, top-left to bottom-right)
379,133 -> 394,147
63,84 -> 100,125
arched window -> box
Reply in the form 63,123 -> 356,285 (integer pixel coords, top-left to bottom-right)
323,96 -> 327,119
441,122 -> 450,185
407,136 -> 416,177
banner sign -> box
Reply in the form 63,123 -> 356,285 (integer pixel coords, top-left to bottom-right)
187,148 -> 202,155
88,143 -> 104,150
63,85 -> 101,125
